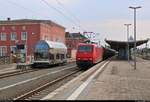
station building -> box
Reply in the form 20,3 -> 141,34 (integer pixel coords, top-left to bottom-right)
65,32 -> 88,58
0,18 -> 65,63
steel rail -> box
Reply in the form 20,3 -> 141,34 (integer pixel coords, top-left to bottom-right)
0,69 -> 40,79
0,62 -> 76,79
14,69 -> 80,100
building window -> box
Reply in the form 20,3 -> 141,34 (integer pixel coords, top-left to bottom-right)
32,32 -> 35,35
2,26 -> 5,31
56,38 -> 59,42
21,32 -> 27,40
11,26 -> 15,30
10,46 -> 16,54
1,33 -> 6,41
10,32 -> 17,41
0,46 -> 7,56
44,35 -> 48,40
22,26 -> 26,30
68,45 -> 72,48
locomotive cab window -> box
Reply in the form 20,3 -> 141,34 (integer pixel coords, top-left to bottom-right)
78,45 -> 93,52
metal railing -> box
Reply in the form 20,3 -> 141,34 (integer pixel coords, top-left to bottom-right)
0,56 -> 11,65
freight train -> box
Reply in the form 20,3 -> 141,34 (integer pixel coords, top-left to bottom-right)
76,43 -> 116,68
32,40 -> 67,67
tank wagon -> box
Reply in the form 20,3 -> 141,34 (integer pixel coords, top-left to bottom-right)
32,40 -> 67,67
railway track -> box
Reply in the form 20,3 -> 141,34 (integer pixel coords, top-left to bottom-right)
0,63 -> 79,100
0,62 -> 76,79
13,69 -> 81,100
0,68 -> 40,79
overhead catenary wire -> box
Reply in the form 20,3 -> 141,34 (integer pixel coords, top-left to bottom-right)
2,0 -> 100,44
4,0 -> 96,38
41,0 -> 82,29
4,0 -> 87,33
55,0 -> 87,32
4,0 -> 83,32
5,0 -> 42,18
4,0 -> 67,25
55,0 -> 81,23
41,0 -> 101,42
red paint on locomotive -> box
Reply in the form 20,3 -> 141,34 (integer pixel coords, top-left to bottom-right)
76,43 -> 104,67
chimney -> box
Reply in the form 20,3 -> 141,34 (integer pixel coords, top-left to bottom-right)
7,17 -> 11,21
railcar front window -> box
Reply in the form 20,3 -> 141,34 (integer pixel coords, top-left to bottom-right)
78,46 -> 93,52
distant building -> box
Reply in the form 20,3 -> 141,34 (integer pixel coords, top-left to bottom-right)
0,18 -> 65,63
65,32 -> 88,58
129,36 -> 134,42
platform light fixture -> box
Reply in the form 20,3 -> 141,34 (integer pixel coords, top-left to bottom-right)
124,24 -> 132,62
129,6 -> 142,70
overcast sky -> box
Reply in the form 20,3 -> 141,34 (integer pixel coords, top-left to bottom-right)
0,0 -> 149,46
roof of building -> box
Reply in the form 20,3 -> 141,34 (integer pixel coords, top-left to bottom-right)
0,19 -> 65,29
105,39 -> 149,51
65,32 -> 88,39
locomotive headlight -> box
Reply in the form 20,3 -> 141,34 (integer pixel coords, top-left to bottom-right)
77,58 -> 81,60
89,58 -> 92,60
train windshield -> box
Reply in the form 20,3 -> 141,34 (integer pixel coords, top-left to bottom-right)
78,45 -> 93,52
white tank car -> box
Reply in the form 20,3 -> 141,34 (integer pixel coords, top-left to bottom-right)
32,40 -> 67,67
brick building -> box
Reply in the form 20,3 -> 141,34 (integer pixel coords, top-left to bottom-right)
65,32 -> 88,58
0,19 -> 65,63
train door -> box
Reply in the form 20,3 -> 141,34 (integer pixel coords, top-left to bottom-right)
49,53 -> 54,64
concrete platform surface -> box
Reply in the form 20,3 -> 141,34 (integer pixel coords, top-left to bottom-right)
0,63 -> 16,69
42,58 -> 150,100
0,63 -> 17,74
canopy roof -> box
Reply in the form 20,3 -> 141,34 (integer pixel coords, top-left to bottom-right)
105,39 -> 148,51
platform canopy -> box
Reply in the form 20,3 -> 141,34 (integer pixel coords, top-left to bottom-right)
105,39 -> 149,60
105,39 -> 148,51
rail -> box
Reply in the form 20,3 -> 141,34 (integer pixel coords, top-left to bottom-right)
13,69 -> 80,100
0,68 -> 39,79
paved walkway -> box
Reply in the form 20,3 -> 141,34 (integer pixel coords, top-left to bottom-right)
78,58 -> 150,100
0,63 -> 16,70
43,57 -> 150,100
0,63 -> 17,74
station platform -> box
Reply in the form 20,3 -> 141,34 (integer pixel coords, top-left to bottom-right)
0,63 -> 17,74
42,57 -> 150,100
0,63 -> 16,70
67,58 -> 76,63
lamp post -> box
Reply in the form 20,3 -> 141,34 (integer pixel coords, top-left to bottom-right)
129,6 -> 142,70
124,24 -> 132,62
146,38 -> 150,58
15,40 -> 19,67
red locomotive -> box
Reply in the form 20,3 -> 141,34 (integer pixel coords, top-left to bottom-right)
76,43 -> 104,68
76,42 -> 116,68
